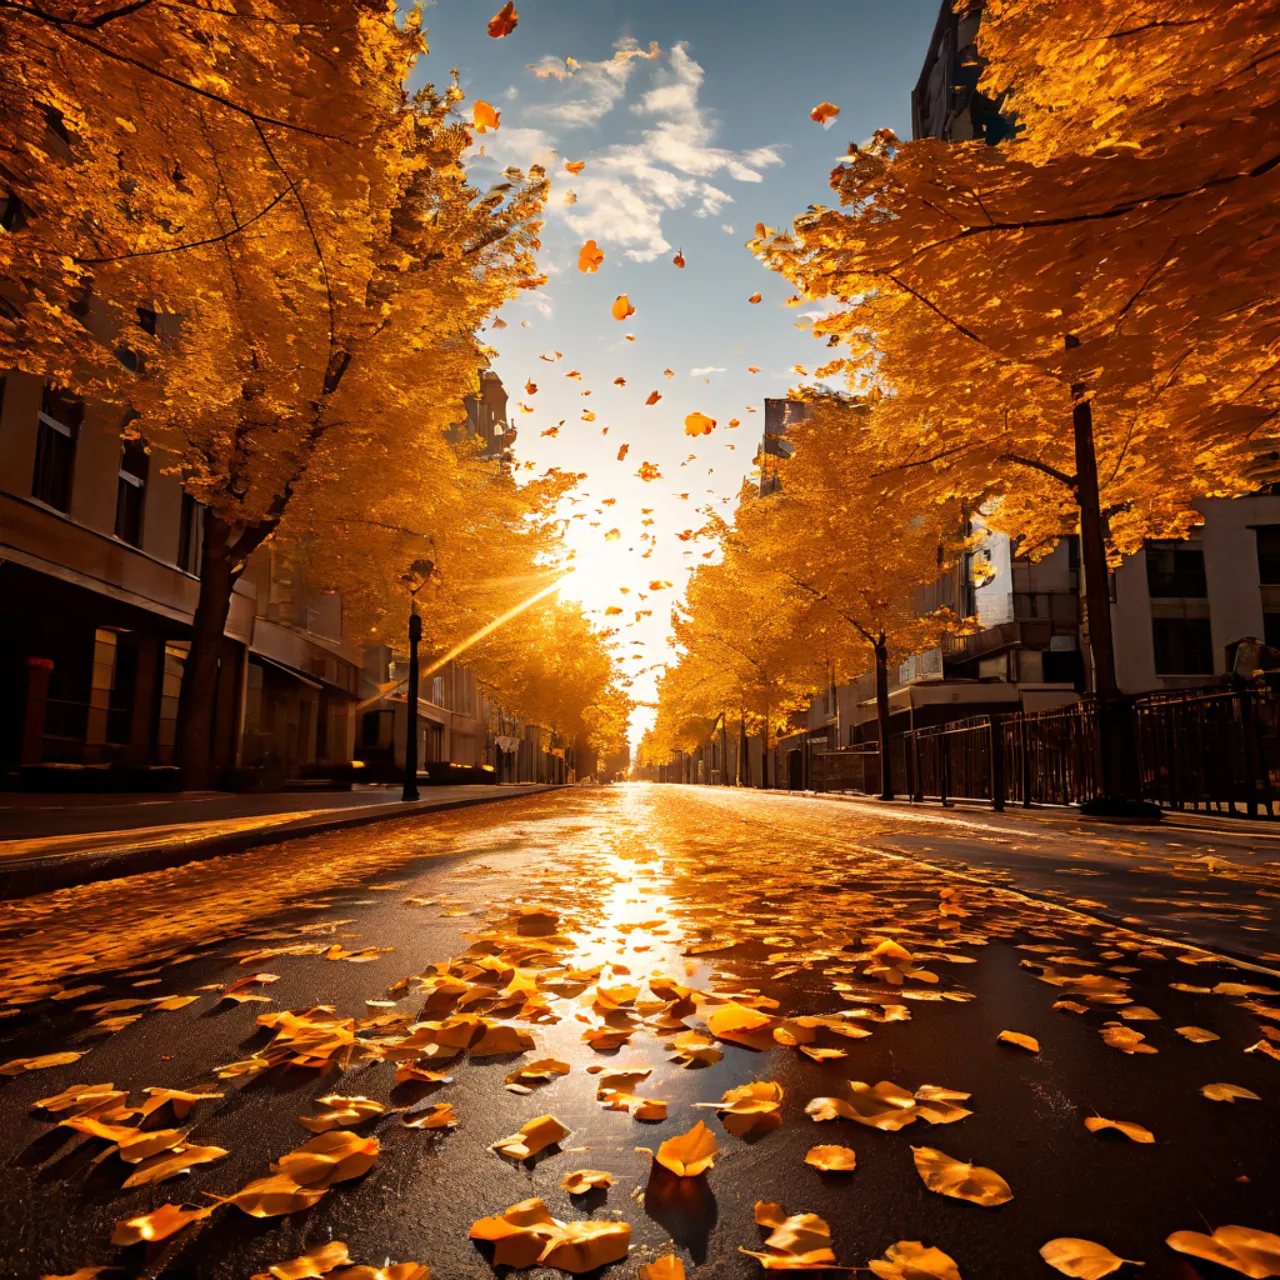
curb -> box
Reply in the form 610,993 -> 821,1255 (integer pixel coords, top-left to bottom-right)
0,785 -> 568,901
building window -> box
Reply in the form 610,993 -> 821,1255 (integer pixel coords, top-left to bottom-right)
32,385 -> 82,512
1152,617 -> 1214,676
1265,614 -> 1280,651
1256,526 -> 1280,585
1146,542 -> 1207,598
114,439 -> 149,546
361,710 -> 393,750
178,492 -> 203,574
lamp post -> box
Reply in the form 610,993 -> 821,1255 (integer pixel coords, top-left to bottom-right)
401,558 -> 435,802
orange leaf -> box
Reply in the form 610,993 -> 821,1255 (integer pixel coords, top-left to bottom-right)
473,101 -> 500,133
612,294 -> 636,321
617,444 -> 630,461
810,101 -> 840,126
565,160 -> 585,175
645,391 -> 662,406
673,251 -> 686,268
684,412 -> 716,437
748,292 -> 762,304
487,1 -> 518,37
578,240 -> 604,273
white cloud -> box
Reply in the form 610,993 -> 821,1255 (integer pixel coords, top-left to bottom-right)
473,125 -> 558,171
690,366 -> 726,376
505,85 -> 519,101
721,224 -> 735,234
539,42 -> 785,261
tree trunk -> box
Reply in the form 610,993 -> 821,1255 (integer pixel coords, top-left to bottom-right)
175,511 -> 239,790
738,707 -> 748,787
720,714 -> 729,786
760,690 -> 770,789
874,636 -> 893,800
1067,334 -> 1117,696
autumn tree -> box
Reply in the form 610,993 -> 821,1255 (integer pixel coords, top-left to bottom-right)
1,1 -> 548,785
730,396 -> 970,797
752,0 -> 1280,805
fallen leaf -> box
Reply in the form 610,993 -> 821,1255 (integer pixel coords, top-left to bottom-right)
648,1120 -> 717,1177
215,1173 -> 328,1217
273,1130 -> 379,1187
741,1204 -> 837,1270
1175,1026 -> 1219,1043
0,1051 -> 84,1076
694,1080 -> 783,1135
1084,1115 -> 1154,1144
300,1095 -> 385,1133
506,1058 -> 570,1088
491,1114 -> 569,1160
487,1 -> 518,37
1201,1082 -> 1261,1102
868,1240 -> 962,1280
404,1102 -> 457,1129
121,1143 -> 229,1187
998,1031 -> 1039,1053
911,1146 -> 1013,1207
561,1169 -> 613,1194
110,1202 -> 213,1245
470,1199 -> 630,1272
1100,1023 -> 1156,1054
639,1257 -> 685,1280
804,1145 -> 855,1172
251,1240 -> 350,1279
1166,1225 -> 1280,1278
1040,1237 -> 1142,1278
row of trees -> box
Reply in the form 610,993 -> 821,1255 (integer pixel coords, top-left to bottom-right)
643,0 -> 1280,797
0,0 -> 629,782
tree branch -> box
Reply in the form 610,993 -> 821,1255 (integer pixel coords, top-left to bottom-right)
1000,452 -> 1077,489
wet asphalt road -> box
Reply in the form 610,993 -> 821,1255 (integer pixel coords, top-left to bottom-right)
0,785 -> 1277,1280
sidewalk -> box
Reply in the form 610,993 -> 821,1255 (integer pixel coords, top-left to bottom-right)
0,783 -> 562,899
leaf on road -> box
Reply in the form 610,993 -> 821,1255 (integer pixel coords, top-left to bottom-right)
110,1202 -> 213,1245
911,1146 -> 1013,1207
273,1130 -> 379,1187
1040,1237 -> 1142,1278
491,1114 -> 568,1160
561,1169 -> 613,1194
639,1256 -> 686,1280
34,1083 -> 124,1115
0,1051 -> 84,1076
1175,1026 -> 1219,1043
140,1088 -> 223,1119
249,1239 -> 351,1279
694,1080 -> 783,1135
404,1102 -> 457,1129
867,1240 -> 962,1279
301,1096 -> 385,1132
1201,1083 -> 1261,1103
804,1145 -> 855,1172
741,1203 -> 837,1270
643,1120 -> 718,1177
470,1198 -> 630,1272
998,1030 -> 1040,1052
668,1030 -> 723,1067
1084,1116 -> 1154,1144
395,1062 -> 454,1086
1100,1023 -> 1157,1054
506,1058 -> 570,1090
707,1002 -> 776,1048
1165,1225 -> 1280,1277
214,1172 -> 328,1218
121,1143 -> 229,1187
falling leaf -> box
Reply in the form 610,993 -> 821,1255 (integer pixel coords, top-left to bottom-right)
1176,1026 -> 1220,1043
565,160 -> 585,175
1084,1115 -> 1154,1144
404,1102 -> 457,1129
673,251 -> 686,268
1040,1238 -> 1142,1278
748,366 -> 761,373
487,1 -> 518,38
810,102 -> 840,126
0,1051 -> 84,1076
647,1120 -> 718,1177
561,1169 -> 613,1194
998,1030 -> 1040,1053
1201,1082 -> 1261,1103
911,1146 -> 1013,1207
684,412 -> 716,437
1166,1225 -> 1280,1277
578,240 -> 604,273
492,1114 -> 569,1160
604,529 -> 621,542
473,101 -> 500,133
645,391 -> 662,406
728,418 -> 741,428
805,1145 -> 855,1172
868,1241 -> 962,1280
110,1202 -> 213,1245
636,462 -> 661,482
563,190 -> 578,204
612,295 -> 636,321
525,380 -> 537,395
604,607 -> 624,616
748,292 -> 762,304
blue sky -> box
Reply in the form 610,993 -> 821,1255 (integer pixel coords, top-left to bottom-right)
409,0 -> 941,744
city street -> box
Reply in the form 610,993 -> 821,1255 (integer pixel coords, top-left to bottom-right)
1,785 -> 1277,1280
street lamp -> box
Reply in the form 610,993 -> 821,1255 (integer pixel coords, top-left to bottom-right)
400,558 -> 435,802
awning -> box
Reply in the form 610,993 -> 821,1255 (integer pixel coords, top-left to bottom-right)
251,653 -> 323,691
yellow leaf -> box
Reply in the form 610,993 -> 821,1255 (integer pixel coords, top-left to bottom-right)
272,1129 -> 379,1187
253,1240 -> 350,1280
1175,1026 -> 1219,1043
910,1146 -> 1013,1207
110,1202 -> 213,1245
1201,1082 -> 1261,1103
121,1143 -> 229,1187
491,1114 -> 569,1160
684,412 -> 716,437
639,1256 -> 686,1280
1166,1225 -> 1280,1278
578,240 -> 604,273
403,1102 -> 457,1129
560,1168 -> 613,1194
1039,1238 -> 1142,1278
997,1030 -> 1040,1052
867,1240 -> 962,1280
810,102 -> 840,126
1084,1115 -> 1154,1144
804,1145 -> 855,1172
0,1051 -> 84,1076
612,294 -> 636,321
649,1120 -> 717,1177
473,100 -> 500,133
